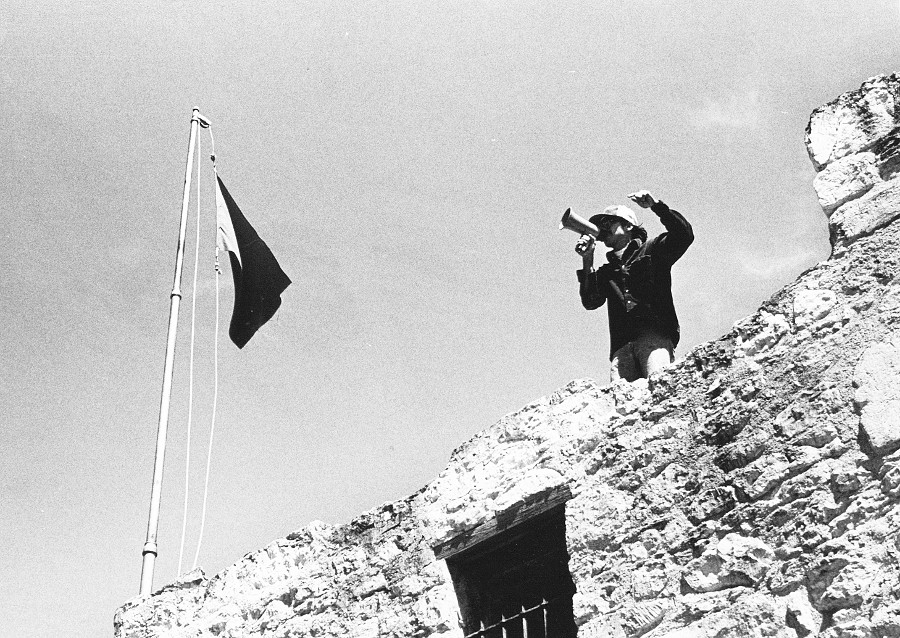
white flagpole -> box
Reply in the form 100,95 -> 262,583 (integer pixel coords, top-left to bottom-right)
139,107 -> 208,596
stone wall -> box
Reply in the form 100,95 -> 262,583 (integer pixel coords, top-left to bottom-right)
115,75 -> 900,638
807,74 -> 900,247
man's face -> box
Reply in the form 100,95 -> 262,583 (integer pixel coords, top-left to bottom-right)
597,217 -> 631,249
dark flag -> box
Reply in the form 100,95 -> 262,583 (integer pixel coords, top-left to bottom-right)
215,175 -> 291,348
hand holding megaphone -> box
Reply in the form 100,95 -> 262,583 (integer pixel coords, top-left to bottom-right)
575,234 -> 595,256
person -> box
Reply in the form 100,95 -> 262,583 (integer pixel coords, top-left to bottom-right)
575,190 -> 693,382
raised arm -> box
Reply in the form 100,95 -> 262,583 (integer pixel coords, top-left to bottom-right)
651,201 -> 693,263
628,190 -> 694,265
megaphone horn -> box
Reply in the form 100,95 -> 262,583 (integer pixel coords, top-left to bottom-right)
559,208 -> 599,238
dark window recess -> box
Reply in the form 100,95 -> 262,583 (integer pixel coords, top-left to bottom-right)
434,486 -> 577,638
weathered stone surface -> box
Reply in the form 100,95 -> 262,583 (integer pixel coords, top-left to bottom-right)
814,152 -> 882,215
733,310 -> 789,357
805,74 -> 900,247
610,599 -> 670,637
806,74 -> 900,170
784,587 -> 822,637
806,555 -> 883,613
854,339 -> 900,456
821,617 -> 874,638
871,600 -> 900,637
830,177 -> 900,247
858,400 -> 900,457
794,288 -> 839,328
873,127 -> 900,182
660,593 -> 793,638
852,340 -> 900,405
115,77 -> 900,638
684,486 -> 736,523
881,461 -> 900,498
682,534 -> 774,593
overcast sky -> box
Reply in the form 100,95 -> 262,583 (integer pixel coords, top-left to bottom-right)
2,1 -> 898,636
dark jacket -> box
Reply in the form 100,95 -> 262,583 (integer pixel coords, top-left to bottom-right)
577,201 -> 693,359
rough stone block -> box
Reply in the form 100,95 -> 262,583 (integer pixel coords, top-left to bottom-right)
734,311 -> 790,358
829,176 -> 900,247
807,557 -> 878,613
714,438 -> 767,472
659,594 -> 785,638
820,617 -> 874,638
682,534 -> 774,593
860,401 -> 900,457
685,487 -> 736,524
611,599 -> 670,637
854,340 -> 900,456
854,340 -> 900,406
873,127 -> 900,181
784,588 -> 822,638
794,289 -> 838,329
880,461 -> 900,498
738,455 -> 792,501
814,152 -> 882,215
871,600 -> 900,637
806,74 -> 900,170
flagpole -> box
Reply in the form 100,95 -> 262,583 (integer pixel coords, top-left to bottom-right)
139,108 -> 204,596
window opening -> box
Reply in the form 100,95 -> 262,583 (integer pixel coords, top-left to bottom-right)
434,486 -> 577,638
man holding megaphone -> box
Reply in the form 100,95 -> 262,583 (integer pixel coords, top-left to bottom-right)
564,190 -> 693,382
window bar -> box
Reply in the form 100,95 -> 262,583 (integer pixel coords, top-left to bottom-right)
542,598 -> 549,637
465,596 -> 562,638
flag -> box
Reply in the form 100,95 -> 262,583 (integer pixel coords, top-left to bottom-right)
215,175 -> 291,348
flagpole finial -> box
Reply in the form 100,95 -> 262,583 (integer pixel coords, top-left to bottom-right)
191,107 -> 211,129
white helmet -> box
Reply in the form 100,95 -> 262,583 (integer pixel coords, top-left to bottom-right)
589,205 -> 641,229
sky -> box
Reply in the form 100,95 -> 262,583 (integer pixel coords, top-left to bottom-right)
1,1 -> 898,635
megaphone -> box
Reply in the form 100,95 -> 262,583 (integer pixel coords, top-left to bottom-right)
559,208 -> 599,238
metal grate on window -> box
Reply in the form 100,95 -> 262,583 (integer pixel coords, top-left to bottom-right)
435,485 -> 577,638
465,595 -> 566,638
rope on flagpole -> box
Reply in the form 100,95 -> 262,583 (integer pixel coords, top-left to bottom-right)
192,125 -> 220,570
177,131 -> 204,576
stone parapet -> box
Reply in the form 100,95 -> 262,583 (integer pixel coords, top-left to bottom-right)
806,73 -> 900,246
